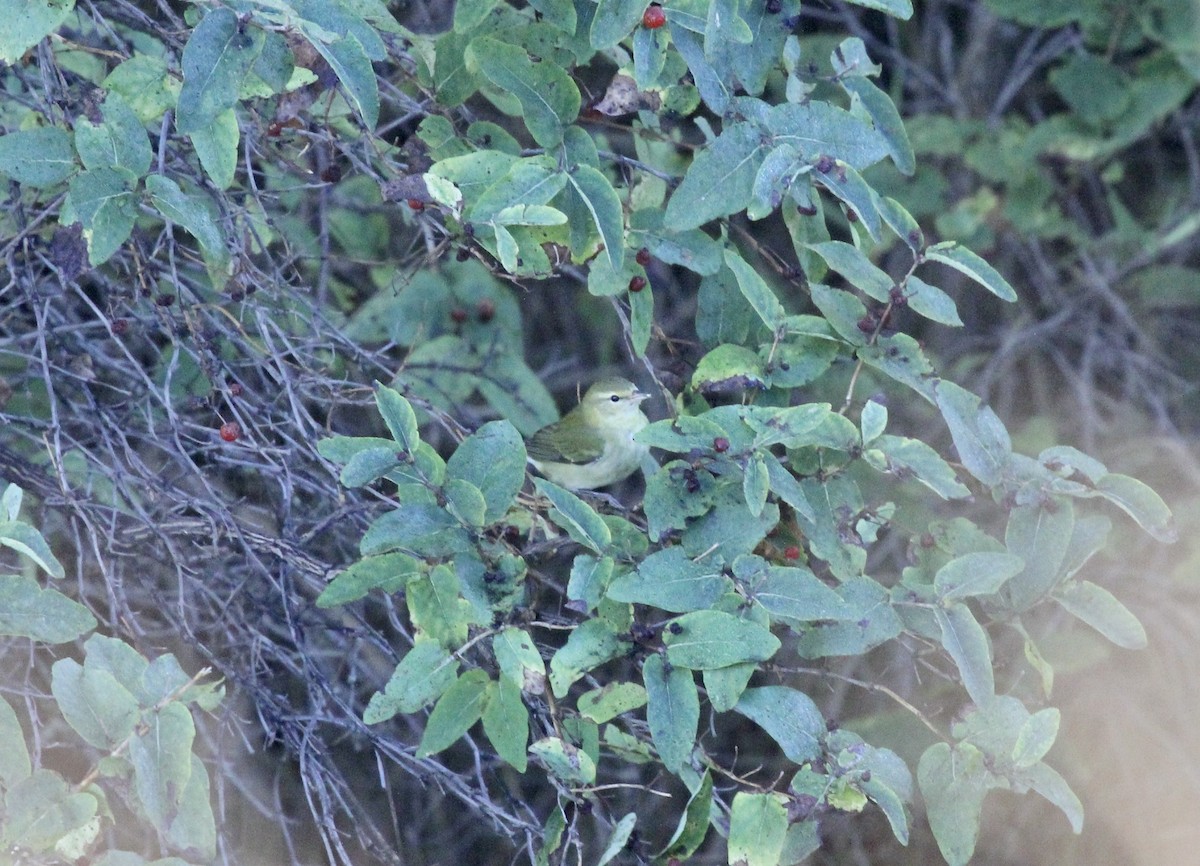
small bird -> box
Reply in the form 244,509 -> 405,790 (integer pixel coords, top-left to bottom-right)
526,377 -> 651,490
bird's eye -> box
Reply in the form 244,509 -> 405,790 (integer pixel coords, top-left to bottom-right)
610,395 -> 621,402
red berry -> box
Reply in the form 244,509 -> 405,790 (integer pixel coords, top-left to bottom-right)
784,545 -> 801,561
111,318 -> 128,336
219,421 -> 241,442
713,436 -> 730,453
450,307 -> 469,323
476,298 -> 495,322
407,198 -> 424,211
635,247 -> 652,266
643,4 -> 666,29
320,165 -> 342,184
628,275 -> 647,293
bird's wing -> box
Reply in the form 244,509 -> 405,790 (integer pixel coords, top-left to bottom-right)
526,421 -> 605,464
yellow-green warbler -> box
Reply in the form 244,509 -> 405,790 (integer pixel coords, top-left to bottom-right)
526,377 -> 650,490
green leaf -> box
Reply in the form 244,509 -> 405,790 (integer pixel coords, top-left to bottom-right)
842,0 -> 913,18
736,556 -> 851,623
537,803 -> 567,866
925,242 -> 1018,302
0,696 -> 30,789
0,519 -> 65,577
4,770 -> 97,853
577,682 -> 646,723
596,813 -> 637,866
566,553 -> 613,614
317,552 -> 421,607
302,30 -> 379,129
533,479 -> 612,553
67,167 -> 138,265
643,653 -> 698,774
446,420 -> 526,523
493,627 -> 546,693
670,25 -> 731,114
189,107 -> 239,191
767,101 -> 890,169
0,576 -> 95,642
903,275 -> 962,326
815,160 -> 882,240
50,660 -> 138,749
0,0 -> 74,63
743,453 -> 770,518
935,603 -> 994,707
364,639 -> 458,723
144,175 -> 231,285
549,619 -> 630,697
105,54 -> 181,125
724,248 -> 787,330
763,455 -> 815,522
1004,499 -> 1075,610
373,387 -> 421,449
0,127 -> 76,187
416,670 -> 490,757
860,398 -> 887,445
407,565 -> 472,648
166,754 -> 216,859
629,210 -> 723,276
838,75 -> 915,175
935,381 -> 1013,487
796,573 -> 902,652
692,343 -> 766,392
934,552 -> 1025,601
529,736 -> 596,784
728,792 -> 788,866
129,702 -> 195,831
733,686 -> 825,763
590,0 -> 645,49
470,37 -> 580,147
663,610 -> 781,669
1012,707 -> 1060,769
75,93 -> 151,176
482,678 -> 529,771
361,503 -> 472,558
454,0 -> 499,31
807,240 -> 893,301
1019,761 -> 1083,834
658,771 -> 713,860
794,475 -> 867,581
1090,473 -> 1176,543
176,8 -> 265,134
607,546 -> 731,612
664,123 -> 765,230
566,166 -> 624,270
1053,580 -> 1147,649
918,742 -> 989,866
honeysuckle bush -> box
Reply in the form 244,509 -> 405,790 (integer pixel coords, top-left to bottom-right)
0,0 -> 1185,865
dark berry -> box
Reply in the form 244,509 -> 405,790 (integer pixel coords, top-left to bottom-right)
320,165 -> 342,183
628,275 -> 647,293
111,318 -> 128,336
713,436 -> 730,453
155,293 -> 176,307
228,381 -> 244,397
450,307 -> 469,323
635,247 -> 652,266
476,298 -> 495,322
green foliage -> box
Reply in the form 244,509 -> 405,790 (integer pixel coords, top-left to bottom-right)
1,0 -> 1186,864
0,486 -> 221,863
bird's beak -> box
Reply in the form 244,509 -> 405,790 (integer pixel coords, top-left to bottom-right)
634,389 -> 650,402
